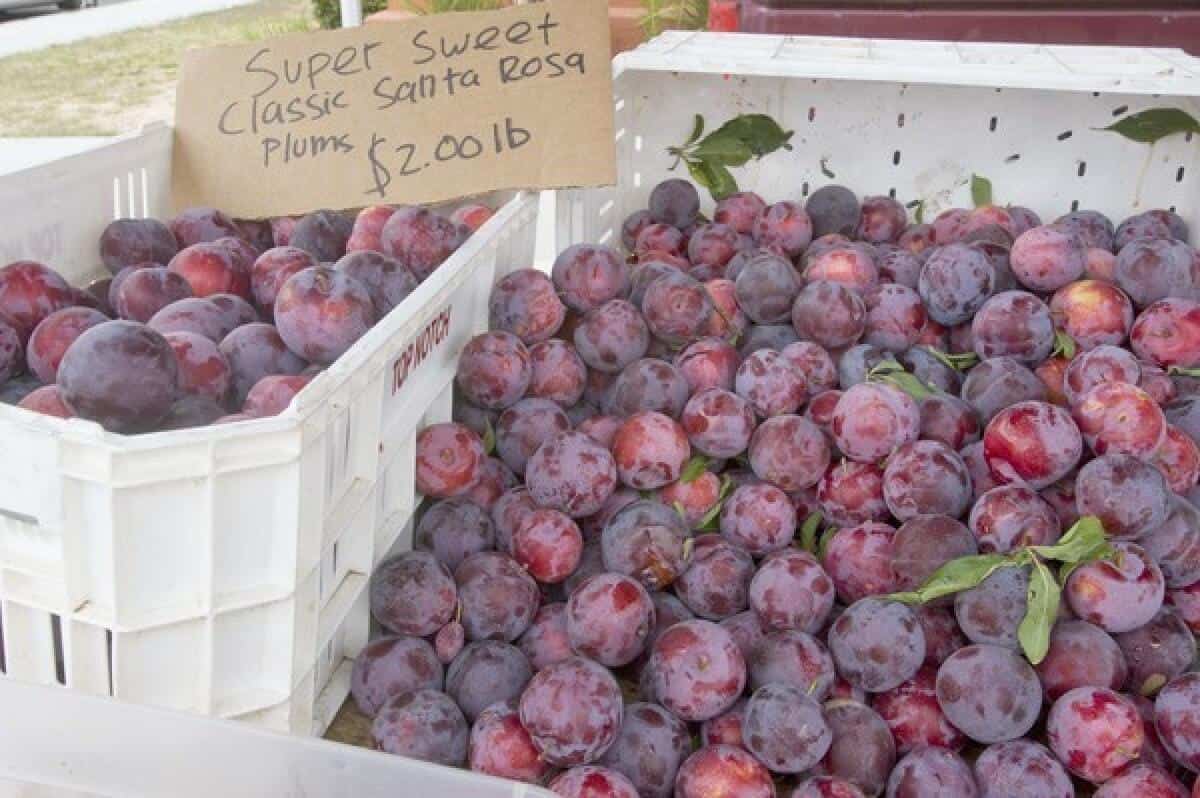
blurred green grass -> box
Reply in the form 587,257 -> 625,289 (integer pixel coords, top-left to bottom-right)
0,0 -> 316,136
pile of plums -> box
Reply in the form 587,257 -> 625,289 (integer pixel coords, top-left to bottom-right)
362,177 -> 1200,798
0,202 -> 492,433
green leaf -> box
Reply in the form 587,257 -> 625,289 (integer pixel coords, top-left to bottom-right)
696,499 -> 724,531
1052,330 -> 1077,360
1018,557 -> 1061,665
680,455 -> 711,484
867,358 -> 906,377
1031,516 -> 1111,564
971,174 -> 993,208
817,527 -> 839,560
708,114 -> 794,158
906,199 -> 926,225
691,133 -> 754,168
1168,365 -> 1200,378
799,512 -> 823,555
1099,108 -> 1200,144
482,418 -> 496,456
686,159 -> 739,202
717,475 -> 734,501
877,371 -> 937,401
673,501 -> 688,522
926,348 -> 979,372
686,114 -> 705,146
1140,674 -> 1169,697
886,554 -> 1014,605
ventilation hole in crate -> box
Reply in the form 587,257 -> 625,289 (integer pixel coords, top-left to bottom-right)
332,540 -> 339,577
801,182 -> 810,197
989,116 -> 997,132
111,179 -> 121,221
1078,162 -> 1087,178
1171,205 -> 1177,213
897,113 -> 905,128
0,609 -> 6,674
808,107 -> 816,122
1005,154 -> 1021,164
105,629 -> 114,695
892,151 -> 901,166
888,188 -> 897,199
1187,132 -> 1194,143
1057,131 -> 1073,141
1071,200 -> 1080,212
1112,105 -> 1129,117
1093,92 -> 1100,97
51,614 -> 65,685
1177,167 -> 1186,183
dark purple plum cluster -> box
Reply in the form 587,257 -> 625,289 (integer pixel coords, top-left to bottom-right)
4,202 -> 491,432
366,179 -> 1200,797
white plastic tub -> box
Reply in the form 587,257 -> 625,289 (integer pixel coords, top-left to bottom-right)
0,122 -> 541,734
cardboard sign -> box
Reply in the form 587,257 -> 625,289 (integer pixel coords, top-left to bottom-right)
171,0 -> 614,218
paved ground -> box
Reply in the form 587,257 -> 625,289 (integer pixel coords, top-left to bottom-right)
0,0 -> 130,22
0,0 -> 258,57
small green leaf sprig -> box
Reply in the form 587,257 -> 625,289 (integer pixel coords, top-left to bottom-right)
1099,108 -> 1200,143
888,516 -> 1114,665
668,114 -> 795,201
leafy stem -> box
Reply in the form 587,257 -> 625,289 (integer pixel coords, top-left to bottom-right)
668,114 -> 794,201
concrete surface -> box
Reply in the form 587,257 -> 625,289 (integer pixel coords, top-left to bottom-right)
0,0 -> 259,58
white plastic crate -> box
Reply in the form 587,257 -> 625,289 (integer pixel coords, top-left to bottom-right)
0,678 -> 554,798
0,122 -> 542,734
558,33 -> 1200,250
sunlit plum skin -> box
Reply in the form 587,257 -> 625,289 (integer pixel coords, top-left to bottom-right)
983,401 -> 1083,490
873,666 -> 965,753
792,776 -> 867,798
702,277 -> 749,339
688,223 -> 741,275
342,204 -> 395,253
642,271 -> 713,345
579,486 -> 639,545
1076,454 -> 1171,540
495,397 -> 570,477
18,385 -> 73,419
814,700 -> 897,796
648,179 -> 700,229
1141,496 -> 1200,587
334,251 -> 417,318
791,280 -> 867,350
550,766 -> 640,798
634,223 -> 686,260
973,739 -> 1073,798
748,549 -> 835,633
415,498 -> 495,573
961,356 -> 1047,425
26,307 -> 108,385
918,244 -> 996,325
518,602 -> 571,671
935,644 -> 1041,744
918,394 -> 981,451
370,550 -> 457,637
350,635 -> 443,717
898,224 -> 937,260
99,218 -> 178,275
597,703 -> 692,798
1054,209 -> 1115,251
601,499 -> 689,590
576,415 -> 621,451
742,683 -> 832,774
249,247 -> 315,315
109,266 -> 192,326
735,348 -> 807,419
523,340 -> 585,408
268,216 -> 299,248
647,620 -> 747,722
1095,764 -> 1189,798
512,508 -> 582,584
1155,672 -> 1200,772
463,456 -> 517,513
1066,542 -> 1165,633
671,337 -> 736,395
162,331 -> 233,406
1036,356 -> 1071,406
829,598 -> 925,693
1132,298 -> 1200,369
455,330 -> 532,411
371,688 -> 468,766
1130,690 -> 1183,774
148,297 -> 236,343
1116,606 -> 1194,698
378,207 -> 465,281
1048,279 -> 1134,352
1047,686 -> 1144,783
445,641 -> 532,722
565,572 -> 654,667
831,383 -> 921,464
803,234 -> 854,267
169,208 -> 240,249
968,484 -> 1061,554
701,699 -> 748,749
166,242 -> 252,301
55,320 -> 180,433
1115,237 -> 1198,309
953,566 -> 1028,650
720,483 -> 796,557
242,374 -> 310,416
970,290 -> 1054,364
552,244 -> 630,314
454,551 -> 539,642
1063,344 -> 1141,408
748,415 -> 830,493
1141,362 -> 1180,406
882,441 -> 972,521
574,299 -> 650,376
273,266 -> 376,365
486,269 -> 565,347
1074,381 -> 1167,459
753,200 -> 813,259
818,460 -> 890,527
877,246 -> 924,290
853,195 -> 907,244
674,745 -> 775,798
217,322 -> 306,406
1009,225 -> 1087,292
676,534 -> 755,620
892,515 -> 977,595
604,358 -> 690,419
863,283 -> 926,353
612,411 -> 690,491
806,389 -> 844,440
781,341 -> 837,394
414,422 -> 485,498
681,388 -> 756,459
467,700 -> 551,783
711,192 -> 767,237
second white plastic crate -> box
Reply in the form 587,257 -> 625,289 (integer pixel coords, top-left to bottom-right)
0,123 -> 542,734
